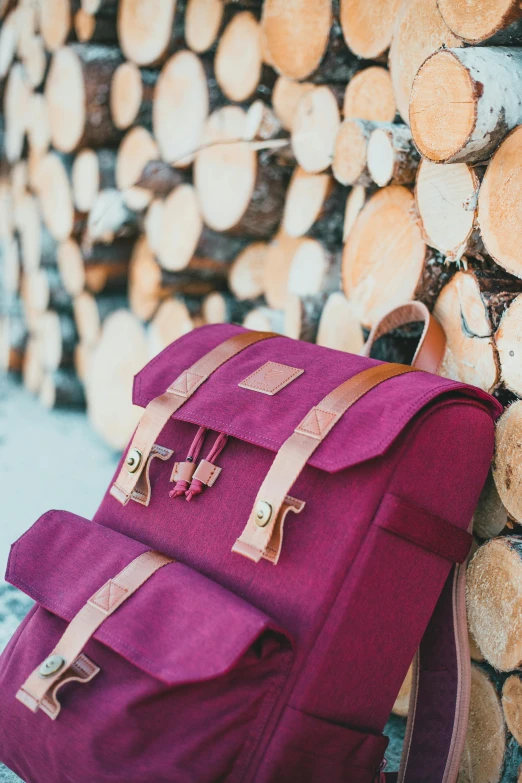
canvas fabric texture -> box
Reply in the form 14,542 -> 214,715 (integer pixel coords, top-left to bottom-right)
0,324 -> 501,783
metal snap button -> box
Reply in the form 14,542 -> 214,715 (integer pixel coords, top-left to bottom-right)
126,448 -> 142,474
39,655 -> 65,678
255,500 -> 273,527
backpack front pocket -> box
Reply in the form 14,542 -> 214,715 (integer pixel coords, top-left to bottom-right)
0,511 -> 293,783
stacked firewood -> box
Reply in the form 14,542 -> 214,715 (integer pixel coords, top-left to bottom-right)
3,0 -> 522,776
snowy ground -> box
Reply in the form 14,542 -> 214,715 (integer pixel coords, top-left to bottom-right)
0,375 -> 119,782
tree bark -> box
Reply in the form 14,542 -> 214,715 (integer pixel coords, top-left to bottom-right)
58,237 -> 132,296
195,107 -> 290,237
284,292 -> 328,342
367,123 -> 419,187
74,6 -> 118,44
45,43 -> 124,153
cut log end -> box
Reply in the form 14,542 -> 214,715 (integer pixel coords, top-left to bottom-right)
496,294 -> 522,397
416,159 -> 482,261
261,0 -> 332,81
272,76 -> 314,131
185,0 -> 224,53
502,675 -> 522,746
342,186 -> 427,328
110,61 -> 143,130
467,535 -> 522,671
228,242 -> 268,301
410,50 -> 476,162
215,11 -> 262,103
292,86 -> 341,174
157,184 -> 202,271
438,0 -> 522,44
333,118 -> 374,187
86,309 -> 147,450
45,46 -> 86,154
340,0 -> 402,59
493,401 -> 522,523
153,50 -> 209,167
343,66 -> 396,123
473,471 -> 509,539
367,124 -> 419,188
40,0 -> 72,52
459,666 -> 505,783
433,271 -> 498,393
148,298 -> 195,357
117,0 -> 177,66
389,0 -> 463,124
478,126 -> 522,278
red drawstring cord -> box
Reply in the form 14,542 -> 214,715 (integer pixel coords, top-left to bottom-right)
186,432 -> 228,501
169,426 -> 207,498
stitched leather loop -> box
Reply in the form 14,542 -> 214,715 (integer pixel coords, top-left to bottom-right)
233,363 -> 418,564
111,330 -> 277,505
16,551 -> 173,717
363,302 -> 446,375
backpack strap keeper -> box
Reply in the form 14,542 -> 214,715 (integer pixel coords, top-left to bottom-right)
233,363 -> 418,564
110,330 -> 277,506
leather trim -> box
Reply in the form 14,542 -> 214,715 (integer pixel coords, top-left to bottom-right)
192,459 -> 222,487
233,364 -> 417,564
363,302 -> 446,375
111,331 -> 277,505
239,362 -> 304,396
16,551 -> 173,718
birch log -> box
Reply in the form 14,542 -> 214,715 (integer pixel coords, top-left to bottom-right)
117,0 -> 184,67
260,0 -> 332,81
493,401 -> 522,523
467,535 -> 522,670
389,0 -> 463,124
410,48 -> 522,163
438,0 -> 522,46
343,66 -> 396,122
367,124 -> 419,187
478,126 -> 522,278
110,61 -> 158,130
339,0 -> 402,59
45,43 -> 124,153
416,159 -> 484,262
341,186 -> 430,328
292,85 -> 342,174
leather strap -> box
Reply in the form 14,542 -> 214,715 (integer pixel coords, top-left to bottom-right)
111,330 -> 277,505
363,302 -> 446,375
394,550 -> 471,783
16,550 -> 173,717
233,363 -> 418,564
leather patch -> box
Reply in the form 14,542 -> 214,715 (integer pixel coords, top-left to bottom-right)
239,362 -> 304,396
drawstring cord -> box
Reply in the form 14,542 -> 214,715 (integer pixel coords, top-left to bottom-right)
169,427 -> 207,498
186,433 -> 229,502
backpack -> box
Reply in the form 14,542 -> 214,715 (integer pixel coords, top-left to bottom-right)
0,302 -> 501,783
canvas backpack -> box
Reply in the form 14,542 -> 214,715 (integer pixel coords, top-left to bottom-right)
0,302 -> 502,783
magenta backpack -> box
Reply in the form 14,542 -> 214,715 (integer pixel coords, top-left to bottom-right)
0,304 -> 502,783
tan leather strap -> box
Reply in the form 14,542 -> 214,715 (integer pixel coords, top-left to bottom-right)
233,363 -> 418,564
111,330 -> 277,505
363,302 -> 446,374
17,550 -> 173,718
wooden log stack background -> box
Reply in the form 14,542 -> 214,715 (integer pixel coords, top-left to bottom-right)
3,0 -> 522,777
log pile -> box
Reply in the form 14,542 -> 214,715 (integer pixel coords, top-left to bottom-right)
3,0 -> 522,775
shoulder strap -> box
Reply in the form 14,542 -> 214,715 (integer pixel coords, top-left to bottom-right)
391,558 -> 471,783
363,302 -> 446,374
111,330 -> 277,506
233,362 -> 418,564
